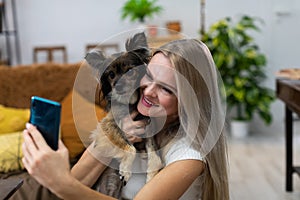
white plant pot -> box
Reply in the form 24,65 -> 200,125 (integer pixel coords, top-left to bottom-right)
132,21 -> 147,32
231,120 -> 249,138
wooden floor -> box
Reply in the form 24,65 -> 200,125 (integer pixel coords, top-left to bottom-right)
228,135 -> 300,200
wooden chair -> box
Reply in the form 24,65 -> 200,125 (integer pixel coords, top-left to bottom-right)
33,45 -> 67,63
86,43 -> 119,55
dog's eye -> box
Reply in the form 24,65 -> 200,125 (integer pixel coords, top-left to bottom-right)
108,71 -> 115,79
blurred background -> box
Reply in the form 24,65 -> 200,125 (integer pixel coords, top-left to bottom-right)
1,0 -> 300,199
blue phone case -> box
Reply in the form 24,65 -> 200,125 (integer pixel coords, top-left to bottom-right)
29,96 -> 61,150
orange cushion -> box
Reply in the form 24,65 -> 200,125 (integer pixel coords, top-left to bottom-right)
61,90 -> 107,159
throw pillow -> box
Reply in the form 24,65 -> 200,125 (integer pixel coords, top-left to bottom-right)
0,105 -> 30,134
61,90 -> 107,160
0,131 -> 24,173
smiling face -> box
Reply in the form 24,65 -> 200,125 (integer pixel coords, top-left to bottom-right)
137,53 -> 178,123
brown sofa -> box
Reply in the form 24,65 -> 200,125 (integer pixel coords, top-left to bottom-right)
0,63 -> 79,108
0,62 -> 106,199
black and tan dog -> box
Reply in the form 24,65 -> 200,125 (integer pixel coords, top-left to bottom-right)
85,32 -> 163,197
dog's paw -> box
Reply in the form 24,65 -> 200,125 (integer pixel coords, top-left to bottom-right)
119,170 -> 132,184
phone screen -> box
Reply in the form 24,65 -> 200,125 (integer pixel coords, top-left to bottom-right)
29,96 -> 61,150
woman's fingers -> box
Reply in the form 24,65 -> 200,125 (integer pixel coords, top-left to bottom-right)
126,126 -> 145,136
127,135 -> 143,143
58,140 -> 70,160
130,110 -> 140,120
22,138 -> 34,166
23,129 -> 38,156
124,124 -> 145,144
21,156 -> 31,173
25,123 -> 50,151
121,112 -> 151,144
22,124 -> 72,192
122,119 -> 148,134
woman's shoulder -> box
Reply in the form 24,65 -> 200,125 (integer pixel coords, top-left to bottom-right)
161,136 -> 203,166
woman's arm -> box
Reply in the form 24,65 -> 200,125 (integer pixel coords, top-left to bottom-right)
22,123 -> 116,200
23,123 -> 204,200
71,148 -> 109,187
135,159 -> 204,200
52,175 -> 116,200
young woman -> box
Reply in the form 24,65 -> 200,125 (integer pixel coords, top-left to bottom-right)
22,38 -> 229,200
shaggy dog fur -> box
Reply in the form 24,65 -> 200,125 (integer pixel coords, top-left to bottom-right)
85,32 -> 163,198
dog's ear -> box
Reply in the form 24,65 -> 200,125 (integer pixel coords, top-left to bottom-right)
125,32 -> 149,52
85,49 -> 108,75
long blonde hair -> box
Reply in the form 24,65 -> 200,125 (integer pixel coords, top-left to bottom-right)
155,39 -> 229,200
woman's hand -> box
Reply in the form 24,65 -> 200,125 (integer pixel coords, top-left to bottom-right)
23,123 -> 117,199
22,123 -> 71,193
121,111 -> 149,144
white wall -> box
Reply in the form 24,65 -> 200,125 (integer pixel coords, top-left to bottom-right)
13,0 -> 201,64
4,0 -> 300,135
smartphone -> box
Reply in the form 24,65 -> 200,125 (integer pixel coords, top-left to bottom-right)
29,96 -> 61,150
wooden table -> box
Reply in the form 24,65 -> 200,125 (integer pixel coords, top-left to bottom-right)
0,178 -> 23,199
276,78 -> 300,191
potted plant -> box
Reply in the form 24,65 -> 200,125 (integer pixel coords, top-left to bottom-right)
120,0 -> 163,24
201,15 -> 275,138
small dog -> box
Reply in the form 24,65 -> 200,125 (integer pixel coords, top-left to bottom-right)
85,32 -> 163,197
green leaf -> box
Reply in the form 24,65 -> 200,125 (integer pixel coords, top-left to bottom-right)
202,15 -> 274,124
121,0 -> 163,23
